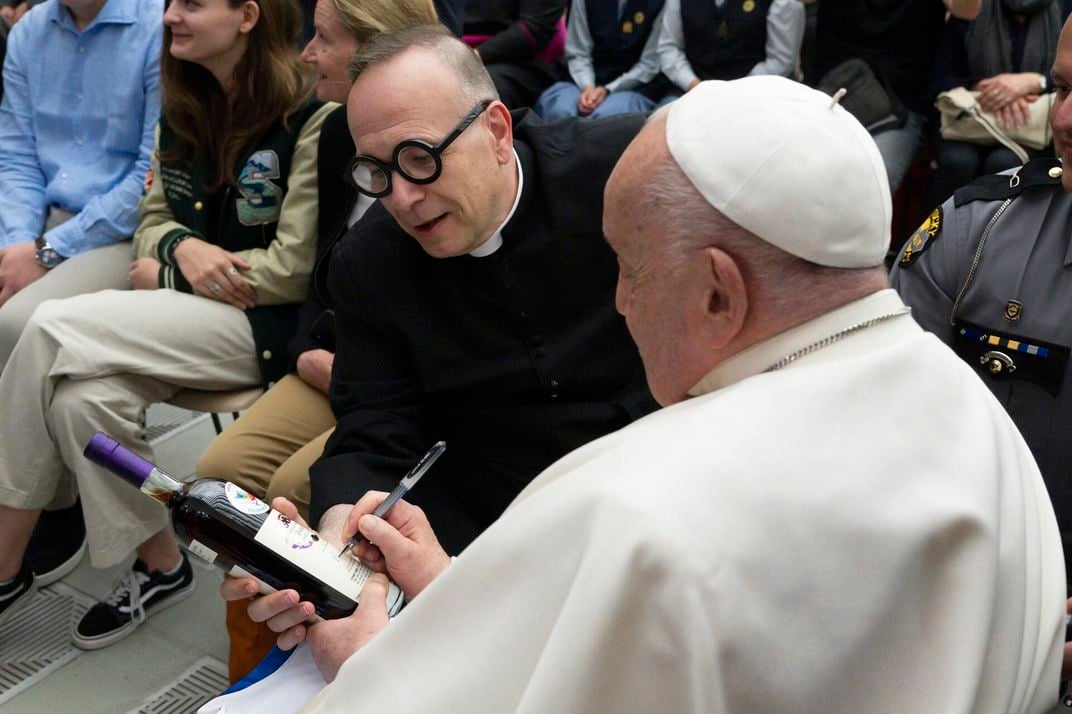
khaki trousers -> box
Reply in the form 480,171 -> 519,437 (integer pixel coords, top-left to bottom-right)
0,241 -> 133,370
0,289 -> 260,568
197,373 -> 335,520
197,373 -> 335,682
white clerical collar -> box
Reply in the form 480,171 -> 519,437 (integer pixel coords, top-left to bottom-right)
687,289 -> 915,397
468,148 -> 523,258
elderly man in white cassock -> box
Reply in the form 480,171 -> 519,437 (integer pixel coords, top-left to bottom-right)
221,76 -> 1066,713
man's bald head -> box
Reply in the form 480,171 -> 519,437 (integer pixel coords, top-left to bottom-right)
348,24 -> 498,105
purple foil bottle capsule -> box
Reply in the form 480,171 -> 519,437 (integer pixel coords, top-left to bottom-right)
83,432 -> 156,488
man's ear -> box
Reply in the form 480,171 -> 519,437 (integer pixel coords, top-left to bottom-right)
240,0 -> 260,33
703,247 -> 748,350
484,101 -> 514,165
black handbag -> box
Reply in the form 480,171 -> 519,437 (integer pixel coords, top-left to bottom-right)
817,58 -> 908,134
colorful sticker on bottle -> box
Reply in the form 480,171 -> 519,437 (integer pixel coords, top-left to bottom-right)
188,539 -> 218,564
254,510 -> 373,601
225,482 -> 270,515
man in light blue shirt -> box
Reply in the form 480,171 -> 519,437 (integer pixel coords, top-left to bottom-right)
0,0 -> 161,368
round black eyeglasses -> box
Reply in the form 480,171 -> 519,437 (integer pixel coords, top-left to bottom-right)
345,100 -> 493,198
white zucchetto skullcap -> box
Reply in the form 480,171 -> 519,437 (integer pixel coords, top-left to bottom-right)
665,76 -> 891,268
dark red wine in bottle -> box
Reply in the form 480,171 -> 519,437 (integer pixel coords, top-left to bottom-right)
84,432 -> 402,619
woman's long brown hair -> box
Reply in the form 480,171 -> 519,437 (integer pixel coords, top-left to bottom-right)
161,0 -> 314,191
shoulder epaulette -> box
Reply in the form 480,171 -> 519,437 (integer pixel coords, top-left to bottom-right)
954,158 -> 1063,207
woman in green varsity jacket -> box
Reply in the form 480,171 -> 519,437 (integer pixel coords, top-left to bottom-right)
0,0 -> 331,652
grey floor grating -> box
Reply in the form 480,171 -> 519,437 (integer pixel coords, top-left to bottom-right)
132,655 -> 229,714
0,582 -> 93,706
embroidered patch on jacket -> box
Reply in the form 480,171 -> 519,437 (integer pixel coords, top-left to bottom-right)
899,206 -> 942,266
236,150 -> 283,226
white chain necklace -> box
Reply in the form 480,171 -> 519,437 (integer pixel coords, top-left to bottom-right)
763,308 -> 912,373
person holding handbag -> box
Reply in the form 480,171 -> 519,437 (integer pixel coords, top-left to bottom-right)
925,0 -> 1062,210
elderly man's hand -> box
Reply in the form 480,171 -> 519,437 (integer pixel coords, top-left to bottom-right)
306,574 -> 392,682
344,492 -> 451,600
0,241 -> 47,308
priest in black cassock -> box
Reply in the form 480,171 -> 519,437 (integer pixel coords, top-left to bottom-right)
304,25 -> 657,552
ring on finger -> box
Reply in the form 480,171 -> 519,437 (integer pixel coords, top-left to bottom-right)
210,282 -> 221,293
227,267 -> 238,277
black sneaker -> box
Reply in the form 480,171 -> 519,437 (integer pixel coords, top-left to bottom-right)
72,553 -> 195,650
25,500 -> 87,586
0,561 -> 37,628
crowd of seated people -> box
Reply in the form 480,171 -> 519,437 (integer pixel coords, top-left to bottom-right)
4,0 -> 1072,710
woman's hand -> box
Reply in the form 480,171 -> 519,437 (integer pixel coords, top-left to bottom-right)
173,237 -> 257,309
128,257 -> 161,290
976,73 -> 1043,112
995,96 -> 1035,131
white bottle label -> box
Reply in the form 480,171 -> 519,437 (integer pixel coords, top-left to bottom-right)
253,510 -> 372,601
188,539 -> 218,564
225,482 -> 270,515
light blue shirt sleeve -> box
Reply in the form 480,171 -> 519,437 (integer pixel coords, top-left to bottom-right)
0,0 -> 163,256
0,15 -> 48,247
748,0 -> 805,78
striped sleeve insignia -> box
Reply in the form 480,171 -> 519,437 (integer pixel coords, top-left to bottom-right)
900,206 -> 942,266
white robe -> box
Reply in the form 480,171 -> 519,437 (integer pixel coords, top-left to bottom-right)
304,289 -> 1065,713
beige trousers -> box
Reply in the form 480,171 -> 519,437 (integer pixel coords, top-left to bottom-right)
0,240 -> 133,370
0,289 -> 260,568
197,374 -> 335,522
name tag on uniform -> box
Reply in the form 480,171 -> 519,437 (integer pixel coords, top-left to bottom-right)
953,320 -> 1069,396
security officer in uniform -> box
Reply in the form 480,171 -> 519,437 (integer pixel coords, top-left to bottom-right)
891,15 -> 1072,605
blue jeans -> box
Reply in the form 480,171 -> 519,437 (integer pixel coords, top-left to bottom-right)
871,111 -> 927,193
534,81 -> 656,122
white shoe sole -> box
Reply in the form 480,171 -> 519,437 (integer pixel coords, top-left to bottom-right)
71,576 -> 197,651
35,538 -> 87,587
0,574 -> 39,629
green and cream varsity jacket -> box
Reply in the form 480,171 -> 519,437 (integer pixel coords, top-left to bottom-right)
134,100 -> 334,383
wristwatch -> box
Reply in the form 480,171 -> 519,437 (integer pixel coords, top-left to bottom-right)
34,237 -> 65,269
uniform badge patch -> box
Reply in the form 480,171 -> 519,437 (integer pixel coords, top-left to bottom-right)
236,150 -> 283,226
899,206 -> 942,266
1003,300 -> 1022,321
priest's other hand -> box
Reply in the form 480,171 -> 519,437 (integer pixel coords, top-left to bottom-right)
342,491 -> 451,599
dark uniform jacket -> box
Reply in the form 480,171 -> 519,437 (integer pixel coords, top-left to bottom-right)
891,158 -> 1072,592
134,100 -> 328,384
308,109 -> 658,550
682,0 -> 772,81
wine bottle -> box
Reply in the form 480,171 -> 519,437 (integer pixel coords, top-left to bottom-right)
84,432 -> 402,620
